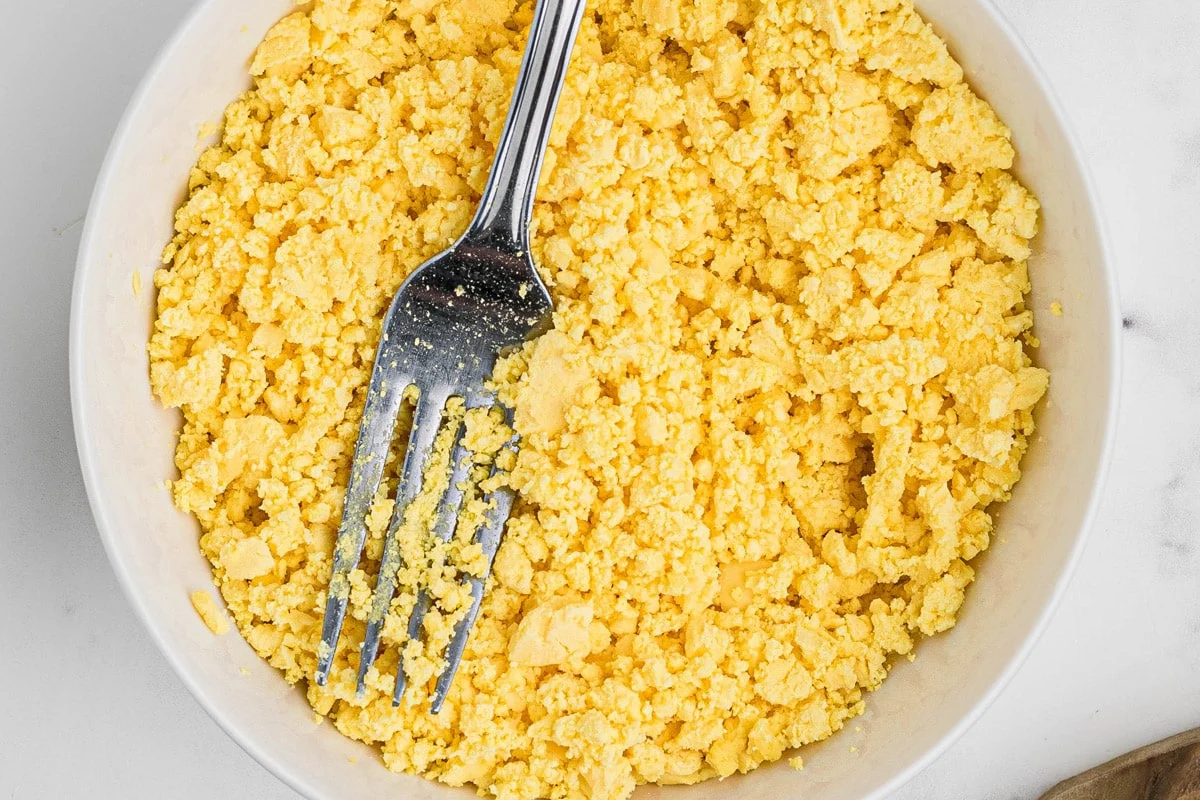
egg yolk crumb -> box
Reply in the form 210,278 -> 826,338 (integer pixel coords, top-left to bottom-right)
190,589 -> 229,636
149,0 -> 1049,798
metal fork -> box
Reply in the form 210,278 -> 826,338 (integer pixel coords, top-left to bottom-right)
313,0 -> 587,712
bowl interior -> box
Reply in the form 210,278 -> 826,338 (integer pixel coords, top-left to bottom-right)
71,1 -> 1118,798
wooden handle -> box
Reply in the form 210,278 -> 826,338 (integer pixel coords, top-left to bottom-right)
1041,728 -> 1200,800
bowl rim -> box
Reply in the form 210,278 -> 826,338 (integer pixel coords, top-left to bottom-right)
69,1 -> 1122,797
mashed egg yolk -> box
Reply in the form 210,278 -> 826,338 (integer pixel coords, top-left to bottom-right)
151,0 -> 1048,797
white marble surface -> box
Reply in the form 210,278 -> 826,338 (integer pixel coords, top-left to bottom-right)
1,0 -> 1197,797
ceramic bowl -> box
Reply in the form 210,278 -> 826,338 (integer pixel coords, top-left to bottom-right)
70,1 -> 1120,797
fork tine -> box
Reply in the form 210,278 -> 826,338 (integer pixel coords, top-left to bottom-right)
355,384 -> 452,697
430,415 -> 519,713
315,356 -> 409,686
430,484 -> 516,714
393,397 -> 486,705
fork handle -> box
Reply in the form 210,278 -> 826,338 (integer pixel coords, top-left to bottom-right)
462,0 -> 588,252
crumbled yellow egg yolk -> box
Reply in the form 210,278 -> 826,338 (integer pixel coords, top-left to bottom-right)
149,0 -> 1049,797
190,589 -> 230,636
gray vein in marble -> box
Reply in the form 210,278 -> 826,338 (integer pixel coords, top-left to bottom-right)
1153,454 -> 1200,577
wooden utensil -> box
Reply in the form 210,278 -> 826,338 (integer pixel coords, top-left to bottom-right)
1041,728 -> 1200,800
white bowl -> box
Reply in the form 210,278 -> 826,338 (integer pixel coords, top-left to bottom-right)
71,1 -> 1120,797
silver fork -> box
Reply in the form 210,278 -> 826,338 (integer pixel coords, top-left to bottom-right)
313,0 -> 587,712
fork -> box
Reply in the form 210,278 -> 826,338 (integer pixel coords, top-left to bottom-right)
313,0 -> 587,712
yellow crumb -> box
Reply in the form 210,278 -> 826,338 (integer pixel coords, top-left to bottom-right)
195,121 -> 220,153
132,271 -> 142,298
1050,301 -> 1064,316
150,1 -> 1048,798
190,590 -> 229,635
788,756 -> 804,771
239,667 -> 251,676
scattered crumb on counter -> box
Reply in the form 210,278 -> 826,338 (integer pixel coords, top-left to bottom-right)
190,590 -> 229,635
131,271 -> 142,298
788,756 -> 804,771
1050,301 -> 1064,317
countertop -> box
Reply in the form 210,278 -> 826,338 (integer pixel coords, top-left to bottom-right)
1,0 -> 1197,797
